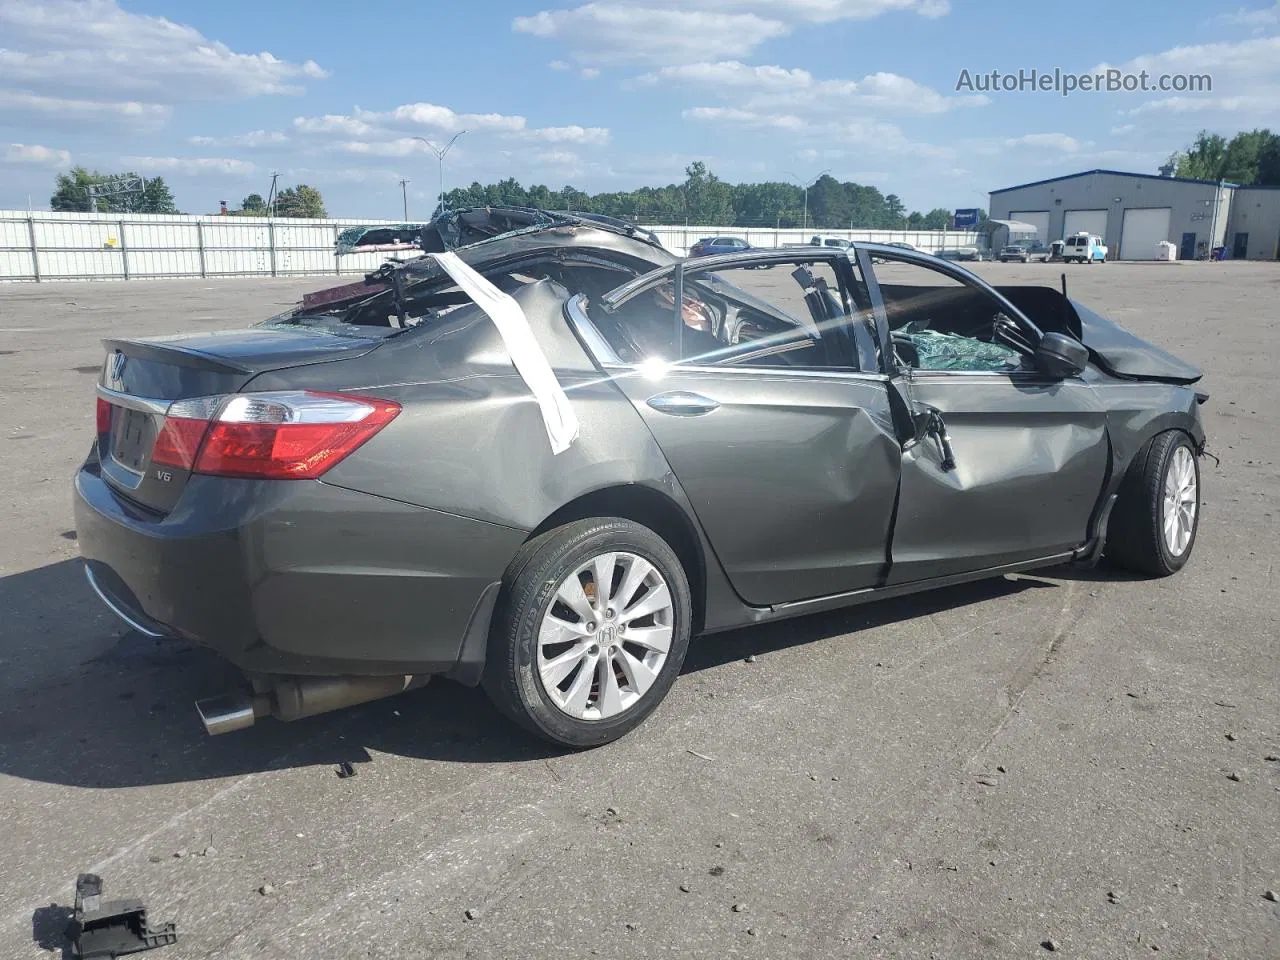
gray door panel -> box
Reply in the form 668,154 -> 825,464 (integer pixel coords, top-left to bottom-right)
887,372 -> 1109,584
613,368 -> 901,606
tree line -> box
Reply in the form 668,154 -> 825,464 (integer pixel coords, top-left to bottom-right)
1168,129 -> 1280,185
440,162 -> 962,229
50,168 -> 327,217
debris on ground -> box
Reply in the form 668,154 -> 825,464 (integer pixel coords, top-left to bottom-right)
465,908 -> 481,921
686,749 -> 716,762
336,761 -> 357,779
64,873 -> 177,958
1041,938 -> 1060,952
744,655 -> 758,664
732,903 -> 747,913
1263,890 -> 1277,903
258,884 -> 274,896
1227,771 -> 1242,782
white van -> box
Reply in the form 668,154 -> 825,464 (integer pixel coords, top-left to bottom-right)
1063,232 -> 1108,264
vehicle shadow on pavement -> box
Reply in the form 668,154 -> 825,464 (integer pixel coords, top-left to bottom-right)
0,559 -> 1117,789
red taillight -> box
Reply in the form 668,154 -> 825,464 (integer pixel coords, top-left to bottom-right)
151,417 -> 210,470
96,397 -> 112,434
192,391 -> 399,480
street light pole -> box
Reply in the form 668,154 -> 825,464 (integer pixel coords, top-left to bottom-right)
399,178 -> 411,220
413,131 -> 468,216
784,169 -> 830,232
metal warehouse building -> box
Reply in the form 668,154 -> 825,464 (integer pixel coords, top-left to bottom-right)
1225,186 -> 1280,260
988,169 -> 1250,261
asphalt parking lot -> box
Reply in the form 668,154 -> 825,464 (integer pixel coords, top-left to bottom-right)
1,261 -> 1277,959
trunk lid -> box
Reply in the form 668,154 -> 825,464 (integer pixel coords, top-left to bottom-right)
95,328 -> 381,514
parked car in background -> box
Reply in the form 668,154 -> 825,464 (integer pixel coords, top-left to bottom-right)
689,236 -> 756,258
933,247 -> 990,262
76,206 -> 1207,750
1064,232 -> 1108,263
883,241 -> 921,253
999,240 -> 1052,263
808,235 -> 853,249
1049,239 -> 1066,261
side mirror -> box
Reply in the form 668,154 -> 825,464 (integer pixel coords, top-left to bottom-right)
1035,331 -> 1089,378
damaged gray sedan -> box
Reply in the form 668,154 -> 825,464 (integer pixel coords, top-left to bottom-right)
75,207 -> 1208,748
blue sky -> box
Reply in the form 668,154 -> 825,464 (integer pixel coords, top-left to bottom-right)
2,0 -> 1278,219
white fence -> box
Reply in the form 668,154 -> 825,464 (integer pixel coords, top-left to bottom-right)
647,225 -> 983,258
0,210 -> 985,283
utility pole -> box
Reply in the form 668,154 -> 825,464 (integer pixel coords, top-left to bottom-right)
399,178 -> 411,220
266,172 -> 280,218
413,131 -> 468,216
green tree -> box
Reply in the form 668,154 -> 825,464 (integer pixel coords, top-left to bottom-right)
137,177 -> 178,214
241,193 -> 267,213
51,167 -> 99,211
1174,131 -> 1228,180
50,167 -> 177,213
273,184 -> 326,218
922,208 -> 952,230
1258,137 -> 1280,186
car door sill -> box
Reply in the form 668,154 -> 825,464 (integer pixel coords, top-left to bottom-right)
766,551 -> 1078,619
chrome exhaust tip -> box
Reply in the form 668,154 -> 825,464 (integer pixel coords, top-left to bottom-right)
195,693 -> 260,736
195,675 -> 428,736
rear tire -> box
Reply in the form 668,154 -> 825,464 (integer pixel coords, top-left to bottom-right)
1105,431 -> 1200,577
483,518 -> 693,748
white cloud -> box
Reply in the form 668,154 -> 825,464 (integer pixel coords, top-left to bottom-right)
581,67 -> 601,79
533,150 -> 581,165
682,106 -> 806,129
512,1 -> 948,65
640,61 -> 986,115
0,89 -> 170,128
293,114 -> 377,136
684,104 -> 951,159
329,138 -> 430,158
188,130 -> 288,148
549,59 -> 571,70
292,103 -> 611,152
0,0 -> 326,107
1216,2 -> 1280,27
3,142 -> 71,167
294,103 -> 528,138
519,124 -> 611,144
1004,133 -> 1083,152
1106,37 -> 1280,128
122,156 -> 257,177
1110,123 -> 1136,135
514,5 -> 787,65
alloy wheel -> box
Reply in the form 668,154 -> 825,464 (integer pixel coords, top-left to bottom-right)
536,552 -> 674,721
1162,445 -> 1198,557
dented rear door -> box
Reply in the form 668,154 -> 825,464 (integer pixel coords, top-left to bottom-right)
884,370 -> 1109,584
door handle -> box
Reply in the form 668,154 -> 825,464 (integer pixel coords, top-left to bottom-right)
646,391 -> 721,417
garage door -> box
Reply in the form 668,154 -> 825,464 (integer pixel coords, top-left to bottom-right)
1119,207 -> 1172,260
1010,210 -> 1050,241
1063,209 -> 1108,240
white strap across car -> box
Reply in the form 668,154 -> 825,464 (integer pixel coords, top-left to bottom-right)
428,250 -> 580,455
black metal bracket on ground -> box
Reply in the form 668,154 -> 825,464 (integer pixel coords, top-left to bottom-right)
66,874 -> 176,958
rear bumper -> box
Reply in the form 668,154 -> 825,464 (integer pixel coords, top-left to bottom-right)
74,459 -> 525,677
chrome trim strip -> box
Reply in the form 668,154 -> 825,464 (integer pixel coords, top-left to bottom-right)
95,383 -> 171,417
565,295 -> 621,365
83,563 -> 169,638
603,361 -> 889,385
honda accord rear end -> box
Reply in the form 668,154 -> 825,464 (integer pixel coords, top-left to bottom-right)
74,325 -> 528,732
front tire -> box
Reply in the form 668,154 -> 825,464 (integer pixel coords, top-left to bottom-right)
1105,431 -> 1200,576
483,518 -> 693,748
